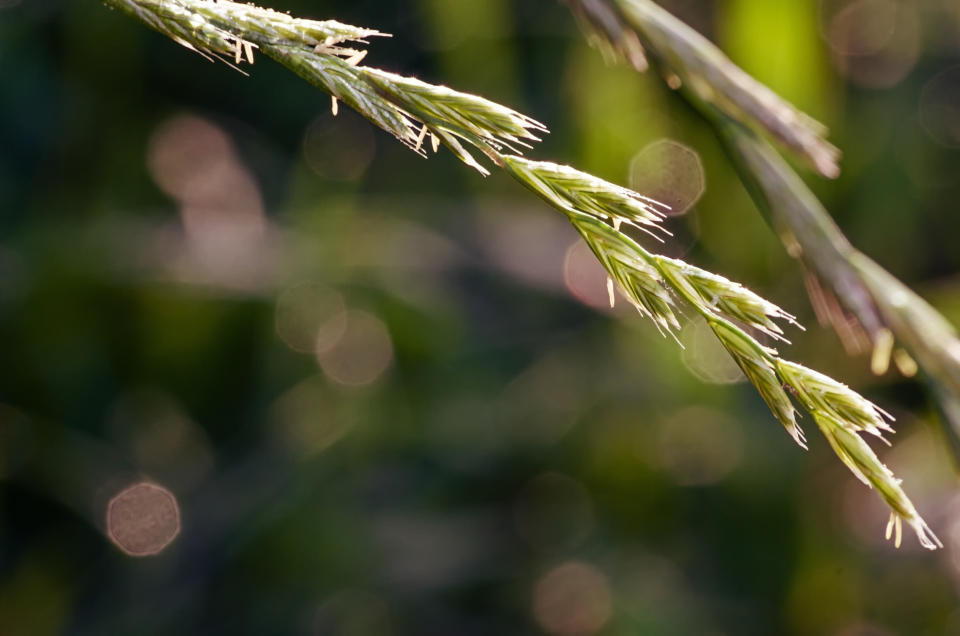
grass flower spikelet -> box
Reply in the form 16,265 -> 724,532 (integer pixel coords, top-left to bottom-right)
104,0 -> 940,550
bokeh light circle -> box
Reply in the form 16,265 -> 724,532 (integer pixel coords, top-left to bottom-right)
629,138 -> 705,216
533,561 -> 613,636
316,309 -> 394,387
106,482 -> 180,557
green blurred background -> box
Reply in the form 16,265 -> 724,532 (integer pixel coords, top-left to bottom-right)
2,0 -> 960,634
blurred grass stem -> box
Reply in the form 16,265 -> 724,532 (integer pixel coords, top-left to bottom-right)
564,0 -> 960,463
